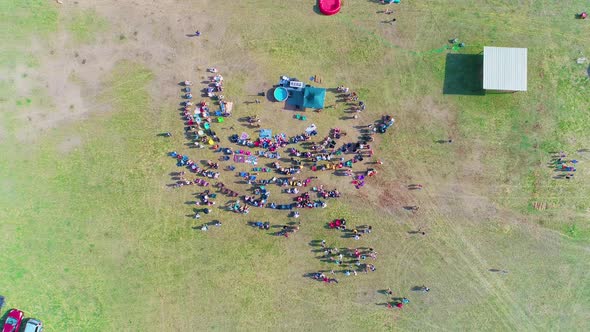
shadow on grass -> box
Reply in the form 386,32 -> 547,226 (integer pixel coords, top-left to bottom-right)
0,309 -> 11,327
308,240 -> 323,247
313,5 -> 321,15
265,88 -> 277,102
489,268 -> 509,274
443,53 -> 484,95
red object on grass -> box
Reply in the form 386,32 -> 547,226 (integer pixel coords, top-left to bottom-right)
2,309 -> 23,332
319,0 -> 341,16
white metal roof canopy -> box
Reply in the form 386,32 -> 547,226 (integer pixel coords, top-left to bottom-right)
483,47 -> 528,91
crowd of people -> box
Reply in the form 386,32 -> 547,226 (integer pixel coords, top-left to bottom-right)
172,74 -> 398,221
309,241 -> 380,284
168,69 -> 430,312
550,151 -> 578,179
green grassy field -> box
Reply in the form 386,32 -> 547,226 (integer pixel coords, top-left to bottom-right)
1,0 -> 590,330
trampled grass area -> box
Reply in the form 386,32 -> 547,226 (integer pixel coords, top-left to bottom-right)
1,0 -> 589,330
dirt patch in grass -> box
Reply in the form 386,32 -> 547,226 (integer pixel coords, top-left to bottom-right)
0,122 -> 5,142
12,38 -> 117,142
10,0 -> 229,142
403,96 -> 456,130
57,135 -> 83,154
376,180 -> 412,213
455,140 -> 487,183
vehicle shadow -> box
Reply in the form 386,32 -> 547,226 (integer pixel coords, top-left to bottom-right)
0,310 -> 11,327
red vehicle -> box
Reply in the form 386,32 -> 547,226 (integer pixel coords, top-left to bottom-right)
2,309 -> 23,332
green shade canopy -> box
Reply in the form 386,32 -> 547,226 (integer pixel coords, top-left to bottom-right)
302,87 -> 326,109
286,89 -> 304,107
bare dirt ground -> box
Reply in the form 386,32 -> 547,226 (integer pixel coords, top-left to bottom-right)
14,0 -> 231,143
56,135 -> 82,154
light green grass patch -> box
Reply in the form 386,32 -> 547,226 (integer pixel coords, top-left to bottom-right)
0,62 -> 156,331
0,50 -> 40,71
0,0 -> 55,69
67,9 -> 108,44
0,0 -> 58,46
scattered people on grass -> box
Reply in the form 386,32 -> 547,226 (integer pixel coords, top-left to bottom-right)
277,224 -> 299,237
311,272 -> 338,283
337,85 -> 349,93
550,151 -> 581,179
